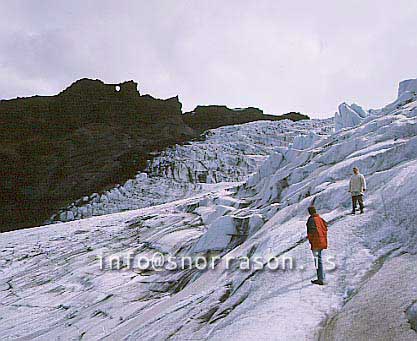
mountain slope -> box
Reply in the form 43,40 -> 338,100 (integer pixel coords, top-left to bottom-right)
1,80 -> 416,340
0,79 -> 195,231
0,78 -> 308,232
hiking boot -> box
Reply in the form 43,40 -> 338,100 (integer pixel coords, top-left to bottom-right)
351,210 -> 356,215
311,279 -> 324,285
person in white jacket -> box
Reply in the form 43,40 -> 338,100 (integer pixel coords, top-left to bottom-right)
349,167 -> 366,214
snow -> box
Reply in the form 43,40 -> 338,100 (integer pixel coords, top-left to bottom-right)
320,253 -> 417,340
398,78 -> 417,97
48,119 -> 331,223
292,131 -> 320,150
335,102 -> 368,131
1,79 -> 417,340
191,216 -> 236,253
406,301 -> 417,332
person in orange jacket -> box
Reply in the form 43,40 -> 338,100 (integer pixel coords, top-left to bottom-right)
306,206 -> 328,285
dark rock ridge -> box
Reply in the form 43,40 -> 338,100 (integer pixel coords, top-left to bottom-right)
183,105 -> 309,131
0,79 -> 309,232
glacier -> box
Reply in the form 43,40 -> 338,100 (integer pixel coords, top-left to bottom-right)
1,80 -> 417,340
49,119 -> 332,223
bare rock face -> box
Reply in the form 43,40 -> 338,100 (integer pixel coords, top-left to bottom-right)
183,105 -> 309,132
0,79 -> 194,231
0,79 -> 309,232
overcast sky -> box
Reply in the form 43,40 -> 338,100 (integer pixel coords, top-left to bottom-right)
0,0 -> 416,118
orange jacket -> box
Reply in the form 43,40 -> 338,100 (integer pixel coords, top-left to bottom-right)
306,214 -> 328,250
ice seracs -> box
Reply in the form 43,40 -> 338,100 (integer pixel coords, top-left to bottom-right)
398,78 -> 417,98
373,78 -> 417,115
391,78 -> 417,109
291,131 -> 321,150
335,102 -> 368,131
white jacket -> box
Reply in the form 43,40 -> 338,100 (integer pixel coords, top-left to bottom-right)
349,173 -> 366,195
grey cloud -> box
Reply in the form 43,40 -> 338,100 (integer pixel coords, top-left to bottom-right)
0,0 -> 416,117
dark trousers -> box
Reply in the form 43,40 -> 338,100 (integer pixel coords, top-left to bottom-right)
312,250 -> 324,281
352,195 -> 364,212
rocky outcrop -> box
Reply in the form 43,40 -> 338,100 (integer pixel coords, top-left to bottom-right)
183,105 -> 309,132
0,79 -> 195,232
0,79 -> 309,232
